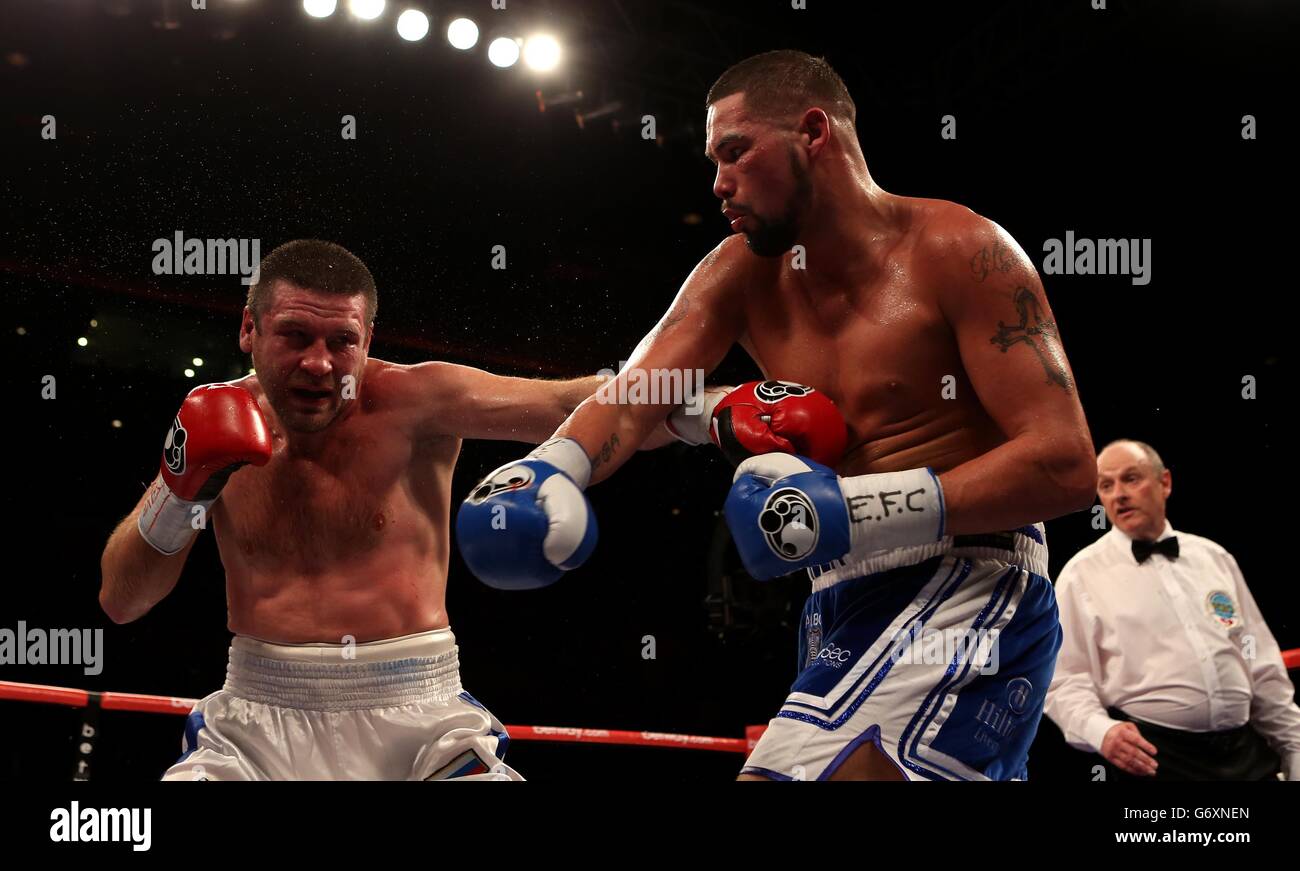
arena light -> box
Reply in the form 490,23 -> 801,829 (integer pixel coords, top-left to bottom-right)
523,34 -> 561,72
396,9 -> 429,41
447,17 -> 479,50
77,337 -> 88,347
487,37 -> 520,68
184,368 -> 196,378
192,357 -> 204,367
303,0 -> 337,17
347,0 -> 385,21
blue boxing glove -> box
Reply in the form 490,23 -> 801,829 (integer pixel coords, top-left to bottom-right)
725,454 -> 851,581
725,454 -> 946,581
456,438 -> 598,590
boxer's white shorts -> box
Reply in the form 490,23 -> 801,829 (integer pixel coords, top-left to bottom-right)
162,629 -> 519,781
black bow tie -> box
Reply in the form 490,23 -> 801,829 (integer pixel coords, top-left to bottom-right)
1133,536 -> 1179,564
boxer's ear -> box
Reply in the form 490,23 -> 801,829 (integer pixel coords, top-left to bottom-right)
798,108 -> 832,159
238,306 -> 256,353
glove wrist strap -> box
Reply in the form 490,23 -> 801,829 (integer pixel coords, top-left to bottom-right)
838,467 -> 946,555
664,385 -> 733,446
529,438 -> 592,490
138,473 -> 212,555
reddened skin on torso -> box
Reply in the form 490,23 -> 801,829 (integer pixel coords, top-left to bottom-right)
212,361 -> 458,643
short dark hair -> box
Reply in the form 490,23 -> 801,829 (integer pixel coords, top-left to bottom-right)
706,50 -> 856,126
247,239 -> 378,331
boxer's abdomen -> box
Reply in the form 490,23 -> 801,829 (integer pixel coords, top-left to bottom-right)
209,415 -> 457,643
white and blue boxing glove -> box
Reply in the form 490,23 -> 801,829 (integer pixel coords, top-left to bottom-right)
455,438 -> 598,590
724,454 -> 946,581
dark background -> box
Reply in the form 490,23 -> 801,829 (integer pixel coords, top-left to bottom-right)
0,0 -> 1293,781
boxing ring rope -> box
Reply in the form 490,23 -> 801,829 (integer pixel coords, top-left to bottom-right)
5,647 -> 1298,775
0,680 -> 755,754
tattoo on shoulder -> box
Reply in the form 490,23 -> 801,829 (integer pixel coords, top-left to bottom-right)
590,433 -> 621,473
970,240 -> 1016,283
989,287 -> 1073,392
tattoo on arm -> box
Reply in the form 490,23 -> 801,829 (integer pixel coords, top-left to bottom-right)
970,241 -> 1015,283
651,298 -> 691,340
989,287 -> 1073,391
590,433 -> 621,474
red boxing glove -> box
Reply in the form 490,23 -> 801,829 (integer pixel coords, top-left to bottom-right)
158,383 -> 272,500
711,380 -> 847,468
139,383 -> 272,554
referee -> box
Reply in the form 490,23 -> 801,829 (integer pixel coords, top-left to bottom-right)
1045,440 -> 1300,780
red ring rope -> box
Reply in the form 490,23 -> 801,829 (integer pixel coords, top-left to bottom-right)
5,649 -> 1297,756
0,680 -> 752,753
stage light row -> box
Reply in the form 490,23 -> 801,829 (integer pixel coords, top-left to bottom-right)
302,1 -> 562,71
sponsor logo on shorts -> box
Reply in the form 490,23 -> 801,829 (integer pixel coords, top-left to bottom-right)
163,415 -> 186,475
1206,591 -> 1238,628
973,678 -> 1035,749
805,612 -> 823,668
753,380 -> 813,403
758,487 -> 819,561
975,698 -> 1018,743
1006,677 -> 1033,715
815,643 -> 852,669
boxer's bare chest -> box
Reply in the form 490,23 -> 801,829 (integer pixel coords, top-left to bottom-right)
214,411 -> 449,568
738,241 -> 998,470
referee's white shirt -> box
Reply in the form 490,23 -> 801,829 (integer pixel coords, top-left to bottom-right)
1044,520 -> 1300,779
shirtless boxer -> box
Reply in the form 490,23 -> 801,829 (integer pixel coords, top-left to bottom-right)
98,239 -> 628,780
456,51 -> 1096,780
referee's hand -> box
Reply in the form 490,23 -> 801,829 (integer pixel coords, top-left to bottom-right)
1101,722 -> 1159,776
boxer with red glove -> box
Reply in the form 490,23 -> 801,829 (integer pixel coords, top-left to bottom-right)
138,383 -> 273,555
665,379 -> 848,468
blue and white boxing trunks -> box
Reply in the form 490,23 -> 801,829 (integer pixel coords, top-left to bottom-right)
162,628 -> 519,781
742,524 -> 1061,781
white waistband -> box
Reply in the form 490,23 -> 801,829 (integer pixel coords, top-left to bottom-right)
807,524 -> 1049,592
224,628 -> 462,710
